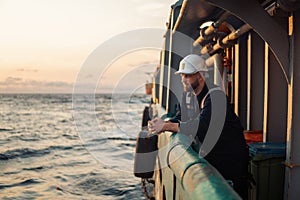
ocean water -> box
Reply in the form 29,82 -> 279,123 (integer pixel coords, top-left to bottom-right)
0,93 -> 150,200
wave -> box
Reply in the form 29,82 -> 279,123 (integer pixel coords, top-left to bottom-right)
0,128 -> 14,132
55,185 -> 83,196
0,148 -> 51,160
0,145 -> 83,160
117,143 -> 136,148
0,93 -> 147,199
56,172 -> 142,199
22,166 -> 47,171
0,179 -> 41,190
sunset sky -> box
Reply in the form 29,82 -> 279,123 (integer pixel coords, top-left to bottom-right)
0,0 -> 175,93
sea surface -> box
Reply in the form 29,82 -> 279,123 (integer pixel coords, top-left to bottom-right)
0,93 -> 151,200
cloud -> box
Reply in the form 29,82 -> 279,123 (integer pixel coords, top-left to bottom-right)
0,77 -> 73,93
4,77 -> 23,84
128,59 -> 159,68
0,77 -> 71,86
16,68 -> 38,73
43,81 -> 72,87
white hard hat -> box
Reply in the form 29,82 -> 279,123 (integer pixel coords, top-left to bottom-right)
175,54 -> 208,74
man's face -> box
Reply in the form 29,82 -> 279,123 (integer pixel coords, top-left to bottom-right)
181,73 -> 200,92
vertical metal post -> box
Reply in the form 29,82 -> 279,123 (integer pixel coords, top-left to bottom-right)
285,12 -> 300,200
263,42 -> 269,142
152,69 -> 156,102
247,33 -> 252,130
166,10 -> 174,113
234,36 -> 247,126
234,44 -> 239,115
249,32 -> 265,130
159,42 -> 166,106
213,54 -> 224,90
230,48 -> 234,104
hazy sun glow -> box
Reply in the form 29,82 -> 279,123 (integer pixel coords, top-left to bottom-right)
0,0 -> 175,93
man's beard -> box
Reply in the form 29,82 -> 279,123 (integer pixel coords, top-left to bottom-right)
183,80 -> 199,92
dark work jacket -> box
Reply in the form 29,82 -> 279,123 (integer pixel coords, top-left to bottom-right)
170,84 -> 249,181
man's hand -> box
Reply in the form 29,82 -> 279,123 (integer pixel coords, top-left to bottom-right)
148,118 -> 165,134
148,118 -> 180,134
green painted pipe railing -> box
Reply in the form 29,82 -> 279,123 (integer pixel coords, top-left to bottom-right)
157,132 -> 241,200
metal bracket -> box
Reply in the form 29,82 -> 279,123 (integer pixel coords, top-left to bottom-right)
283,162 -> 300,169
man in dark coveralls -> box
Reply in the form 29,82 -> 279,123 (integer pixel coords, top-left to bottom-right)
148,54 -> 249,199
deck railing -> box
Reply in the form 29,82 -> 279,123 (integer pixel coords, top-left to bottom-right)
155,132 -> 241,200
